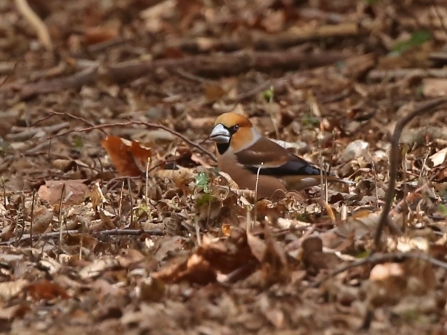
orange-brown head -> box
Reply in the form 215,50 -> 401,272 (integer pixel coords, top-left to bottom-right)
209,113 -> 260,154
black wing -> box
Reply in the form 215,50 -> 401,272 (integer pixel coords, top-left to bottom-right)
243,153 -> 323,176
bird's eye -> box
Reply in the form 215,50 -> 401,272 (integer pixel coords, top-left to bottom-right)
233,125 -> 240,131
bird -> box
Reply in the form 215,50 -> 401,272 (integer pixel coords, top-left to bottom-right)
209,112 -> 353,199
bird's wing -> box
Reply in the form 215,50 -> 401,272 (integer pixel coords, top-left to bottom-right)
234,137 -> 323,176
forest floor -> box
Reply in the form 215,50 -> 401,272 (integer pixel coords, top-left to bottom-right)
1,0 -> 447,334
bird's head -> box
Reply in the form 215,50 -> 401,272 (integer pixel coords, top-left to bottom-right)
209,112 -> 260,154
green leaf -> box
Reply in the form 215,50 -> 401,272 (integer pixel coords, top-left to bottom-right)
262,86 -> 274,102
438,204 -> 447,217
73,136 -> 84,149
0,136 -> 10,154
410,30 -> 431,45
195,172 -> 210,193
391,30 -> 431,55
196,193 -> 217,206
301,114 -> 319,128
334,60 -> 344,69
355,250 -> 370,258
195,172 -> 209,187
295,213 -> 310,221
415,84 -> 424,98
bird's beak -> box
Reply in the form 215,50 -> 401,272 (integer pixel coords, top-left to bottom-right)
209,124 -> 230,143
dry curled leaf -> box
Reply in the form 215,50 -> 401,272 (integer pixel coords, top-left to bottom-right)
0,280 -> 28,301
101,136 -> 152,177
139,277 -> 165,302
368,256 -> 437,308
84,26 -> 119,45
91,182 -> 106,209
27,279 -> 70,301
79,258 -> 120,280
262,224 -> 290,285
117,249 -> 145,268
0,304 -> 30,320
301,236 -> 341,273
153,228 -> 256,285
32,206 -> 53,234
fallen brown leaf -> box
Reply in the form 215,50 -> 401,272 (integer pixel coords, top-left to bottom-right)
0,280 -> 28,301
27,279 -> 70,301
38,180 -> 90,206
32,206 -> 53,234
84,26 -> 119,45
301,236 -> 341,273
101,135 -> 152,177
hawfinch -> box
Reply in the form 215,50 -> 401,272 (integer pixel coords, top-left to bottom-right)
209,112 -> 351,199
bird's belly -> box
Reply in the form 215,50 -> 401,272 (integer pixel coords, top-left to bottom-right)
217,155 -> 287,199
232,173 -> 287,199
242,175 -> 287,198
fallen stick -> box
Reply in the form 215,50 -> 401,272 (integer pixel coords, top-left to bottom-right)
6,122 -> 70,141
47,118 -> 218,162
3,49 -> 349,100
373,97 -> 447,251
153,22 -> 361,54
15,0 -> 52,50
367,68 -> 447,81
0,228 -> 164,246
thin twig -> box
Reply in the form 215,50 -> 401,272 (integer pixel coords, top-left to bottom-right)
58,183 -> 66,257
30,190 -> 35,248
106,175 -> 141,191
6,122 -> 70,142
373,97 -> 447,251
15,196 -> 26,247
71,37 -> 128,58
176,69 -> 213,84
254,165 -> 262,224
0,58 -> 22,88
45,110 -> 108,135
370,151 -> 380,209
195,216 -> 201,246
118,180 -> 125,219
147,151 -> 193,174
402,148 -> 409,233
1,179 -> 6,209
29,112 -> 58,127
15,0 -> 52,50
48,120 -> 217,162
98,229 -> 164,236
219,260 -> 259,284
145,159 -> 150,208
127,178 -> 133,228
419,150 -> 431,181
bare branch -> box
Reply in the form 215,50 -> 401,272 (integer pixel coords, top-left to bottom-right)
48,119 -> 217,162
373,97 -> 447,251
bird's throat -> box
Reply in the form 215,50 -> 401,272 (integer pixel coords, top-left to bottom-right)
216,143 -> 229,155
